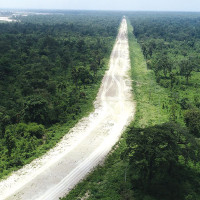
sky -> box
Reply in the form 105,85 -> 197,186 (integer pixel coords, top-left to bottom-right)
0,0 -> 200,12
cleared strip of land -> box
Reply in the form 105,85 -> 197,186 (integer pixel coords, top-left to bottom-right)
0,18 -> 135,200
0,17 -> 16,22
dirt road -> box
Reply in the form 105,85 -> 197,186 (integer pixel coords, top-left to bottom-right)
0,18 -> 135,200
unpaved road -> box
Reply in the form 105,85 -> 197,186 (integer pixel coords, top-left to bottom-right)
0,18 -> 135,200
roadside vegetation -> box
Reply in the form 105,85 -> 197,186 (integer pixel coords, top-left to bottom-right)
62,17 -> 171,200
63,13 -> 200,200
0,11 -> 121,179
1,11 -> 200,200
127,13 -> 200,199
131,12 -> 200,123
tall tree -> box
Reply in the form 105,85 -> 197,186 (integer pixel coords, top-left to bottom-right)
126,122 -> 200,199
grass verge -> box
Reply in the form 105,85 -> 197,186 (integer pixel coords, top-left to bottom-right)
127,20 -> 170,127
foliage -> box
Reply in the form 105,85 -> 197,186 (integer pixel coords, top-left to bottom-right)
1,123 -> 44,173
2,11 -> 200,200
0,11 -> 120,178
61,17 -> 171,200
126,122 -> 200,200
126,12 -> 200,199
184,108 -> 200,137
63,15 -> 200,200
62,137 -> 134,200
128,12 -> 200,123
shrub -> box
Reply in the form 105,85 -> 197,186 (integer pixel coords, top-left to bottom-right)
184,108 -> 200,137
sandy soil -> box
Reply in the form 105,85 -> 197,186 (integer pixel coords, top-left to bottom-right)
0,18 -> 135,200
0,17 -> 16,22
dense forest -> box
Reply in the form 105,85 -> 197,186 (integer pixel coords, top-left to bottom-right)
126,13 -> 200,200
63,12 -> 200,200
0,11 -> 121,178
131,13 -> 200,112
1,11 -> 200,200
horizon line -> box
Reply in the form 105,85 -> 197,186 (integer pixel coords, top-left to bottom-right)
0,8 -> 200,13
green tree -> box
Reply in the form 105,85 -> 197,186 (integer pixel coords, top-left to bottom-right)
180,58 -> 196,84
126,122 -> 199,200
23,95 -> 48,124
71,66 -> 92,86
90,62 -> 98,78
155,54 -> 172,78
184,108 -> 200,137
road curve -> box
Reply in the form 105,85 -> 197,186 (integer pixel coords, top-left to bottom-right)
0,18 -> 135,200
